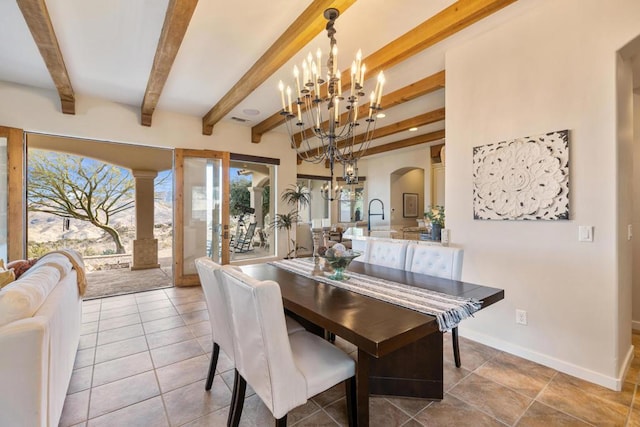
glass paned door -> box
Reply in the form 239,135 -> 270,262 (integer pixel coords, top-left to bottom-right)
0,136 -> 7,261
174,149 -> 229,286
0,126 -> 25,260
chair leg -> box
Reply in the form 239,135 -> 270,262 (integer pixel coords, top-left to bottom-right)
206,342 -> 220,391
228,369 -> 246,427
275,415 -> 287,427
345,376 -> 357,427
452,326 -> 461,368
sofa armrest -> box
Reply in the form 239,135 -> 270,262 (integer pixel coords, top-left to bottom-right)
0,317 -> 49,427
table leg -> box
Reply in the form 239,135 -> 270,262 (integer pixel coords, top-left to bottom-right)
357,349 -> 371,427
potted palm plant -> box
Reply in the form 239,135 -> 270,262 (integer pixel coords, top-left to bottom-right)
271,210 -> 299,258
424,205 -> 445,241
272,184 -> 310,258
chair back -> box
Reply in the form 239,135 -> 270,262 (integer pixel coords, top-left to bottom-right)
295,222 -> 313,257
404,244 -> 464,280
220,267 -> 307,418
363,239 -> 408,270
195,257 -> 235,357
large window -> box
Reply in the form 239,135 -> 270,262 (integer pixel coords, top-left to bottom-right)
297,175 -> 330,223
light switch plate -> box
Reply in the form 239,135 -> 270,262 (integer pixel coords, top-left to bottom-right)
578,225 -> 593,242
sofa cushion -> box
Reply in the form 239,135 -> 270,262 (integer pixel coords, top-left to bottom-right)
7,258 -> 39,279
0,265 -> 62,327
0,269 -> 15,289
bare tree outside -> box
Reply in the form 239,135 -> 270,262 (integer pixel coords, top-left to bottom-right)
28,150 -> 135,254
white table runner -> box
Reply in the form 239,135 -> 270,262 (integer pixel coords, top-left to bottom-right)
270,258 -> 481,332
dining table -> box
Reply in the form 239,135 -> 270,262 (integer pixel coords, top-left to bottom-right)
240,260 -> 504,427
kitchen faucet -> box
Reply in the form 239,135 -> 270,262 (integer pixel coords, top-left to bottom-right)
367,198 -> 385,233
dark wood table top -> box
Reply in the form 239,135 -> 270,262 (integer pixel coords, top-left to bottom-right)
240,260 -> 504,358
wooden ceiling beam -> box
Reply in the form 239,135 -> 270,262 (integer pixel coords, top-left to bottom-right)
17,0 -> 75,114
202,0 -> 357,135
251,0 -> 516,143
293,71 -> 444,146
353,129 -> 446,159
141,0 -> 199,127
301,106 -> 445,158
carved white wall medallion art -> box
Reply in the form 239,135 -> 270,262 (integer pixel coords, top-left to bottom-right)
473,130 -> 569,220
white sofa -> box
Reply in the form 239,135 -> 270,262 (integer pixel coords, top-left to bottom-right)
0,251 -> 83,427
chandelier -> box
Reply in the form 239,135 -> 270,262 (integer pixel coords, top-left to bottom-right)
278,8 -> 385,195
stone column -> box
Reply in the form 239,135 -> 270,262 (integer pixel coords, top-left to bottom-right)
132,170 -> 160,270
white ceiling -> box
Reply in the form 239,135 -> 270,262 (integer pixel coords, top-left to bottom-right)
0,0 -> 523,147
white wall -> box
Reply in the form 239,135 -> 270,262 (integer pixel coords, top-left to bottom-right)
0,81 -> 298,259
633,93 -> 640,328
446,0 -> 640,389
616,52 -> 634,372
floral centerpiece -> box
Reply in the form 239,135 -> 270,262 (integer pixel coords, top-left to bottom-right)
318,243 -> 361,280
424,205 -> 445,240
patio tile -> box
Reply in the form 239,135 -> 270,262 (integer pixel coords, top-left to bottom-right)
146,325 -> 195,349
187,320 -> 212,337
140,305 -> 179,322
175,301 -> 207,314
449,373 -> 532,425
156,354 -> 210,393
150,338 -> 205,368
414,393 -> 505,427
74,347 -> 95,369
138,298 -> 174,313
78,333 -> 97,350
87,396 -> 169,427
68,366 -> 93,394
88,371 -> 160,419
80,321 -> 98,335
162,377 -> 232,426
98,304 -> 139,320
98,313 -> 141,332
59,390 -> 90,427
94,335 -> 148,364
475,351 -> 556,398
143,315 -> 186,334
536,372 -> 631,425
96,323 -> 145,346
181,309 -> 209,325
517,401 -> 591,426
92,351 -> 154,387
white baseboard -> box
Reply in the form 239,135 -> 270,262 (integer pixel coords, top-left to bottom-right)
460,329 -> 632,391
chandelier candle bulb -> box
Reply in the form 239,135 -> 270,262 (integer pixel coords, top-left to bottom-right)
351,61 -> 357,91
293,65 -> 300,96
278,81 -> 286,110
359,64 -> 366,90
376,72 -> 385,106
286,86 -> 292,114
356,49 -> 362,83
297,103 -> 302,123
334,98 -> 340,122
337,70 -> 342,96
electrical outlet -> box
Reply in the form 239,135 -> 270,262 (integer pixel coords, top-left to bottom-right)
516,309 -> 528,325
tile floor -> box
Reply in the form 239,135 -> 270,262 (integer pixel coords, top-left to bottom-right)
61,286 -> 640,426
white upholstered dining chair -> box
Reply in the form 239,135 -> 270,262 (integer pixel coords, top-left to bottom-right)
363,239 -> 409,270
404,244 -> 465,367
194,258 -> 304,392
219,266 -> 357,427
